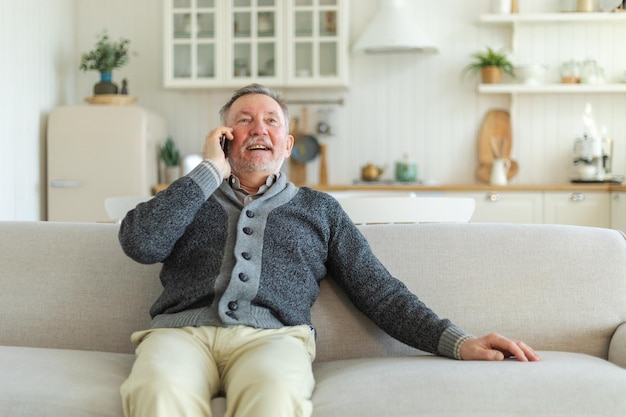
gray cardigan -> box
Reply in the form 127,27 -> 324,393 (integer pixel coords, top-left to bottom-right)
119,161 -> 470,359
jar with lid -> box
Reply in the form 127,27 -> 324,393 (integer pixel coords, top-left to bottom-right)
234,59 -> 249,77
560,60 -> 580,83
581,59 -> 600,84
577,0 -> 595,12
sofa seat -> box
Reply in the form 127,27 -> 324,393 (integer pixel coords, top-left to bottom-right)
312,352 -> 626,417
0,346 -> 133,417
3,345 -> 625,417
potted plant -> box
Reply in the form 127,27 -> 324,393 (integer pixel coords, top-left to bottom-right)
462,46 -> 514,84
160,137 -> 181,183
79,31 -> 132,95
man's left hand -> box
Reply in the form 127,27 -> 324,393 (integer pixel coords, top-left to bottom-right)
459,333 -> 541,362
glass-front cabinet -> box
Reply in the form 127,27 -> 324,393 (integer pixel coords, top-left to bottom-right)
164,0 -> 348,88
165,0 -> 222,86
227,0 -> 283,85
286,0 -> 347,87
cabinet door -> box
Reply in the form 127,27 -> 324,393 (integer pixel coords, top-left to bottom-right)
226,0 -> 283,86
543,191 -> 610,228
611,192 -> 626,232
286,0 -> 348,87
164,0 -> 223,87
449,192 -> 543,224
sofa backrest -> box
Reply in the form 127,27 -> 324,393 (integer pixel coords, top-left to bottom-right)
1,221 -> 625,361
0,221 -> 160,354
313,223 -> 626,362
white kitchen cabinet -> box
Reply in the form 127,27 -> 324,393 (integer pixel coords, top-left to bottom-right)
163,0 -> 348,88
226,0 -> 284,86
285,0 -> 348,87
543,191 -> 610,228
164,0 -> 223,87
611,192 -> 626,232
448,191 -> 543,224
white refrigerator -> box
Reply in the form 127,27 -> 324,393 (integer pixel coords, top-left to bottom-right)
47,105 -> 167,222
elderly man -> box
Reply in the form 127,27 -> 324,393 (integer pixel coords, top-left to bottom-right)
119,84 -> 540,417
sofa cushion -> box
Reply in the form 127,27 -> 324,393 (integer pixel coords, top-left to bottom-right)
0,346 -> 133,417
311,351 -> 626,417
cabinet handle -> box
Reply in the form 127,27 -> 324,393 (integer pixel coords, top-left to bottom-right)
569,192 -> 585,202
486,192 -> 501,202
50,180 -> 83,188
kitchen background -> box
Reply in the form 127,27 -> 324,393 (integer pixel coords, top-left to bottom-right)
1,0 -> 625,221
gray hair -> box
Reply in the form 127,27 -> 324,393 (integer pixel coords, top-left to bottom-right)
219,83 -> 290,132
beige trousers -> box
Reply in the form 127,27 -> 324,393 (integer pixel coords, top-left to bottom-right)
120,324 -> 316,417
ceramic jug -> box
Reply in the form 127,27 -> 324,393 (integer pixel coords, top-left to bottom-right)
490,158 -> 511,185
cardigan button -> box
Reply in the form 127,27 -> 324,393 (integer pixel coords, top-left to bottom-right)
246,210 -> 255,218
242,252 -> 251,260
238,272 -> 249,282
225,310 -> 238,319
228,301 -> 239,311
243,227 -> 253,235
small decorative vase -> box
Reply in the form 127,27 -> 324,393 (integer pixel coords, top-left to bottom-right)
94,72 -> 118,95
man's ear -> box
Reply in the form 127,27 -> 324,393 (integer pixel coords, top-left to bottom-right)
285,134 -> 295,157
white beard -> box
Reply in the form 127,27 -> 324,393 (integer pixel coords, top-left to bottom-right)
228,136 -> 285,174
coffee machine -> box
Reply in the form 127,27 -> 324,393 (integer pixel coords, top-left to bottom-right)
570,133 -> 614,182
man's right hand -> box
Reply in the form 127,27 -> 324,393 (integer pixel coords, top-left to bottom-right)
202,127 -> 233,179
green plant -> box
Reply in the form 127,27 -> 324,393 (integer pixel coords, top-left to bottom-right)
79,31 -> 132,73
160,137 -> 180,167
462,46 -> 514,78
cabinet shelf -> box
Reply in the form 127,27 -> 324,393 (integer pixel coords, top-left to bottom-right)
478,83 -> 626,94
479,12 -> 626,24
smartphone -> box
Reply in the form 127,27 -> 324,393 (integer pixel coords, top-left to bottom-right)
220,134 -> 229,156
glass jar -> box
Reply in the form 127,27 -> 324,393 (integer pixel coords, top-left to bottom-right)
234,59 -> 249,77
581,59 -> 599,84
560,60 -> 580,83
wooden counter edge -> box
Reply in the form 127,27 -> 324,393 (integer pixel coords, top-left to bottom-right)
310,184 -> 626,192
153,183 -> 626,194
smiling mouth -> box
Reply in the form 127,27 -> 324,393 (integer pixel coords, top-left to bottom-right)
248,144 -> 270,151
245,139 -> 274,152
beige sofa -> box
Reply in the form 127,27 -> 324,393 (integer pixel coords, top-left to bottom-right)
1,220 -> 625,417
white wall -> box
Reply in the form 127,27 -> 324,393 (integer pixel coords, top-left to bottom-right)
2,0 -> 625,220
0,0 -> 75,220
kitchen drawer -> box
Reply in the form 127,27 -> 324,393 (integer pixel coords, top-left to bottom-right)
446,191 -> 543,224
543,191 -> 610,228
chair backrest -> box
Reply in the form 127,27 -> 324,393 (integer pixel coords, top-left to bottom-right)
335,196 -> 475,224
104,196 -> 152,222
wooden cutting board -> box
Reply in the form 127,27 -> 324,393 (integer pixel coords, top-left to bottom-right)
476,109 -> 519,183
478,109 -> 512,164
289,116 -> 307,185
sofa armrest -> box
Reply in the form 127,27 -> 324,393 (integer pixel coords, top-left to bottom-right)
609,322 -> 626,368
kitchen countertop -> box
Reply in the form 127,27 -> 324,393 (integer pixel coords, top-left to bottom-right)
153,182 -> 626,194
310,183 -> 626,192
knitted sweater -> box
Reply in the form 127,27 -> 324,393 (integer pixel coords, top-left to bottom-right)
119,161 -> 471,359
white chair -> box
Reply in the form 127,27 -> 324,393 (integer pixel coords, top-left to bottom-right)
335,196 -> 475,225
104,196 -> 152,223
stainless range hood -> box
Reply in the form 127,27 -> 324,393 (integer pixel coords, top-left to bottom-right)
352,0 -> 438,54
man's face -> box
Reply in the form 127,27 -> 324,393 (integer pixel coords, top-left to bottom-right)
225,93 -> 294,176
